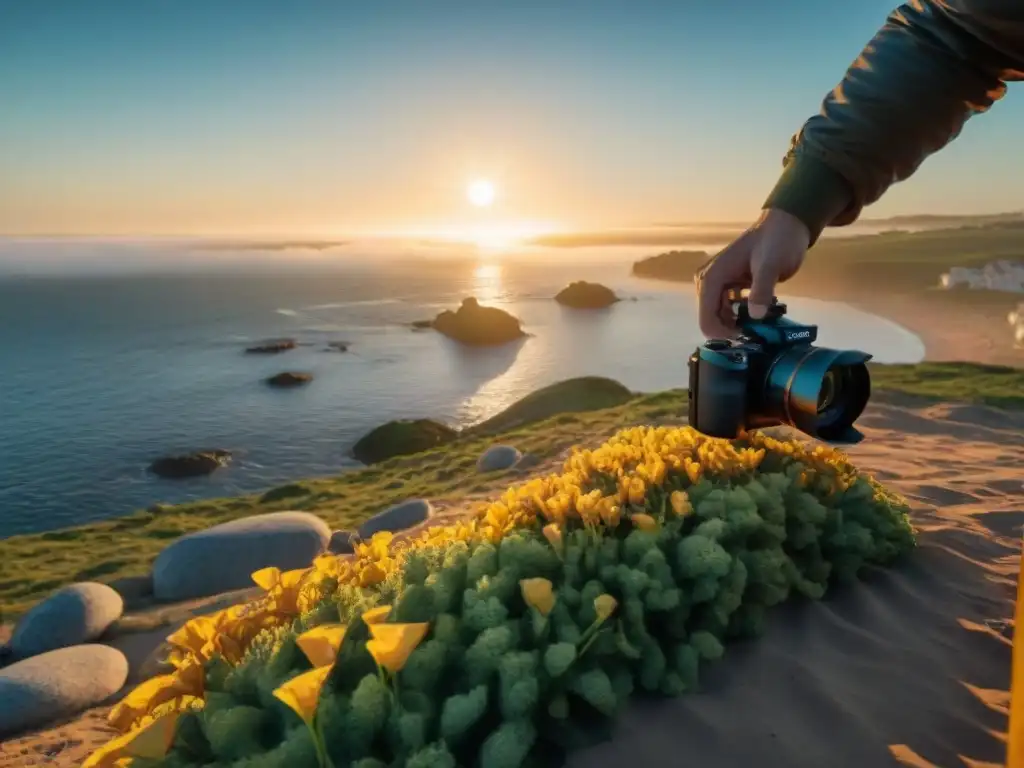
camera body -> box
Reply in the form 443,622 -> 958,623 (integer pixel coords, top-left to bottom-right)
687,297 -> 872,444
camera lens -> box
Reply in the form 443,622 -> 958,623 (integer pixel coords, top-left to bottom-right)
763,348 -> 871,441
817,369 -> 839,413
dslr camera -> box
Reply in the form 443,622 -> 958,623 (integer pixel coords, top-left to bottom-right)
688,296 -> 871,444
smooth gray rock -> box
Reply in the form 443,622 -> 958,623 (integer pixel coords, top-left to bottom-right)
11,582 -> 124,659
477,444 -> 522,473
328,530 -> 355,555
106,575 -> 155,609
152,511 -> 330,602
357,499 -> 433,539
0,645 -> 128,737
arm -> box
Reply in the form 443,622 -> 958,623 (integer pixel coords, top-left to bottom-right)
764,0 -> 1024,244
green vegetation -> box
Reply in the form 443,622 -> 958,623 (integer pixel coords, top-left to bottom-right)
351,419 -> 459,465
142,423 -> 914,767
0,363 -> 1018,621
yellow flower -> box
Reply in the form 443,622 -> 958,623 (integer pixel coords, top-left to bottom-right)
542,523 -> 563,551
366,622 -> 430,674
83,711 -> 182,767
594,593 -> 618,622
598,499 -> 621,528
361,605 -> 393,625
273,666 -> 332,724
296,624 -> 347,667
107,658 -> 204,732
630,513 -> 658,531
627,476 -> 646,505
520,577 -> 556,617
670,490 -> 693,517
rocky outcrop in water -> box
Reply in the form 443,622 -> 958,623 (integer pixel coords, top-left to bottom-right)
266,371 -> 313,388
245,339 -> 297,354
431,298 -> 526,346
554,281 -> 620,309
631,250 -> 710,282
148,450 -> 232,479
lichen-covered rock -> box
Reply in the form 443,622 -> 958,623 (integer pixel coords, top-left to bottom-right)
151,512 -> 331,601
351,419 -> 457,464
554,280 -> 620,309
477,444 -> 522,473
10,582 -> 124,659
431,297 -> 526,346
0,645 -> 129,738
357,499 -> 433,539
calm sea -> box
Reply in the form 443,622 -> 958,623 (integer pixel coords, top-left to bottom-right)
0,241 -> 925,537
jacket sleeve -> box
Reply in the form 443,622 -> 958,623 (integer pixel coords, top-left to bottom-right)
764,0 -> 1024,244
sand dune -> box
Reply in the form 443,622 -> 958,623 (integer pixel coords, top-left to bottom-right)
575,399 -> 1022,768
2,399 -> 1020,768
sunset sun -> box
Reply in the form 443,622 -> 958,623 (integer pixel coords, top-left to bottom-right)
466,178 -> 496,208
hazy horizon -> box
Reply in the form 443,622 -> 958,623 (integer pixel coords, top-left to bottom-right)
3,1 -> 1023,243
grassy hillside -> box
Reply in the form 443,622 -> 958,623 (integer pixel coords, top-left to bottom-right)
1,363 -> 1021,620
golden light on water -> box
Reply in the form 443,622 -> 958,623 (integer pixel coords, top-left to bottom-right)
471,262 -> 505,304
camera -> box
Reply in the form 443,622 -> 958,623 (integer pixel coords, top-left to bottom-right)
687,295 -> 872,444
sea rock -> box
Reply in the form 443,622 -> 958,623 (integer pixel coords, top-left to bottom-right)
328,530 -> 355,555
431,297 -> 526,346
477,444 -> 522,473
148,450 -> 231,479
245,338 -> 297,354
151,511 -> 331,602
410,320 -> 433,331
266,371 -> 314,388
10,583 -> 124,659
631,250 -> 710,282
357,499 -> 433,539
554,281 -> 620,309
325,341 -> 350,352
352,419 -> 458,464
0,645 -> 129,738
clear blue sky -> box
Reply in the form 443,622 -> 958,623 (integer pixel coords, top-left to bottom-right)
1,0 -> 1021,237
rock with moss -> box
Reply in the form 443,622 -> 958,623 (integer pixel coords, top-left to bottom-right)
265,371 -> 313,388
469,377 -> 634,435
431,298 -> 526,346
351,419 -> 457,464
554,281 -> 620,309
148,450 -> 231,479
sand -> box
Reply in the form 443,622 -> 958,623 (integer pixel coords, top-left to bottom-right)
2,395 -> 1020,767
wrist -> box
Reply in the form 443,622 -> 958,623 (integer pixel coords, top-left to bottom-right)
762,153 -> 853,246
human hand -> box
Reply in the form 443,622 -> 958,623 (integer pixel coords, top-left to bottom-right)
694,208 -> 811,338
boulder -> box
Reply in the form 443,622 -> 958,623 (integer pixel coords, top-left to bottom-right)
148,450 -> 231,479
477,444 -> 523,473
357,499 -> 433,539
265,371 -> 313,388
245,338 -> 297,354
10,583 -> 124,659
151,511 -> 331,602
328,530 -> 355,555
351,419 -> 457,464
106,575 -> 155,610
431,298 -> 526,346
0,645 -> 129,738
554,281 -> 620,309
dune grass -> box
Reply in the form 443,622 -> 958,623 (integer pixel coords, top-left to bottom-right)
0,362 -> 1020,622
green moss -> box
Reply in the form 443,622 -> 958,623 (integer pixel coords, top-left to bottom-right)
351,419 -> 458,464
0,363 -> 1018,619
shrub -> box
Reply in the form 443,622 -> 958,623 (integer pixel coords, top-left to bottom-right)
85,426 -> 914,768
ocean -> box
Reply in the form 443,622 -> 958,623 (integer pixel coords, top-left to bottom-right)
0,242 -> 926,537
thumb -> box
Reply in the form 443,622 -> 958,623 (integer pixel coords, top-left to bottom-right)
746,248 -> 780,319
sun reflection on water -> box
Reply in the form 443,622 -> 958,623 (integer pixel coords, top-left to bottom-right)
471,262 -> 506,305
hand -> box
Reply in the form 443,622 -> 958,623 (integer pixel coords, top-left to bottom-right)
694,208 -> 811,338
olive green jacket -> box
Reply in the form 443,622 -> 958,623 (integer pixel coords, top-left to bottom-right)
764,0 -> 1024,244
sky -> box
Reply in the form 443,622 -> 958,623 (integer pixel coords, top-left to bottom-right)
1,0 -> 1022,238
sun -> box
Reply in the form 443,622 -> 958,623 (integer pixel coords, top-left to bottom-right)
466,178 -> 496,208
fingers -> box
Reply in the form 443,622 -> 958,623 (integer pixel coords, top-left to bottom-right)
746,247 -> 779,319
695,235 -> 752,339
